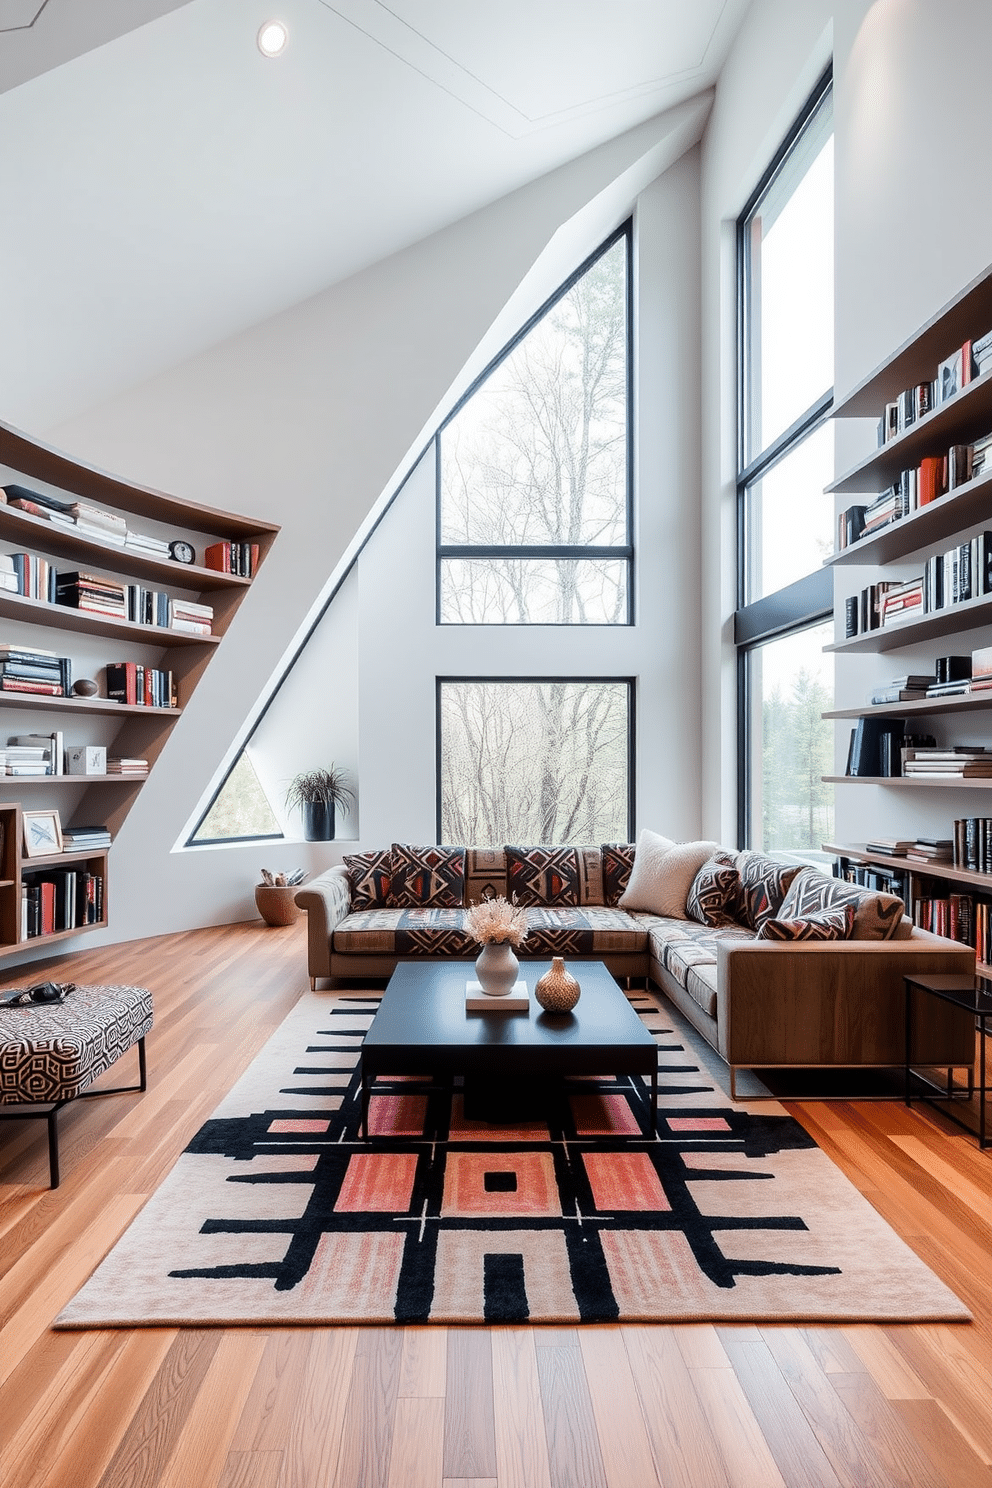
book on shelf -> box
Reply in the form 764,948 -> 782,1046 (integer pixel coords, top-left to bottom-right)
69,502 -> 126,534
869,674 -> 934,704
123,531 -> 170,556
2,483 -> 74,515
204,541 -> 260,578
106,757 -> 149,775
61,824 -> 112,850
9,731 -> 64,773
864,838 -> 915,856
847,715 -> 906,776
918,454 -> 945,506
936,341 -> 975,404
880,577 -> 924,626
104,662 -> 177,709
836,506 -> 867,551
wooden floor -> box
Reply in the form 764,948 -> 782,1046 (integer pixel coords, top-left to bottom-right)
0,922 -> 990,1488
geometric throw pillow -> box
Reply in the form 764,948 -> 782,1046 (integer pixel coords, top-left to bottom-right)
601,842 -> 636,907
756,903 -> 856,941
686,851 -> 745,927
777,867 -> 905,941
389,843 -> 466,909
734,851 -> 804,932
505,846 -> 581,907
617,829 -> 719,919
343,849 -> 393,910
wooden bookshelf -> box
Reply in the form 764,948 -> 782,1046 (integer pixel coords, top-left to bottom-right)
825,466 -> 992,567
0,421 -> 279,959
825,590 -> 992,654
824,693 -> 992,720
825,776 -> 992,789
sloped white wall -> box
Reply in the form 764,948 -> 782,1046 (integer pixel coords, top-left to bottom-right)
20,106 -> 705,955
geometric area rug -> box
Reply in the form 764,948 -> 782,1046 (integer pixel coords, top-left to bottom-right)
56,987 -> 970,1328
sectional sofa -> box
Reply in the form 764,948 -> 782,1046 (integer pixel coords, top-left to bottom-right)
294,838 -> 976,1093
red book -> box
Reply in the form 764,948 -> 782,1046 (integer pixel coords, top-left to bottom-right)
204,542 -> 232,573
918,455 -> 945,505
40,881 -> 56,934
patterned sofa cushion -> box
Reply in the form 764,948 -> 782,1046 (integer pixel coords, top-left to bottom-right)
343,849 -> 393,910
778,868 -> 905,941
504,846 -> 604,907
389,844 -> 466,908
601,843 -> 636,906
756,903 -> 855,941
686,852 -> 745,927
332,905 -> 648,958
0,984 -> 153,1105
464,847 -> 507,906
734,851 -> 803,931
647,920 -> 753,1019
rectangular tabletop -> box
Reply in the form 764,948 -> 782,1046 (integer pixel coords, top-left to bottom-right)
360,959 -> 658,1136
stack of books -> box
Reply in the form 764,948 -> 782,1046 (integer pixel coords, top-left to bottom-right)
902,747 -> 992,778
55,571 -> 127,618
125,586 -> 171,627
124,530 -> 170,558
170,598 -> 213,635
205,541 -> 259,577
0,744 -> 51,775
9,731 -> 63,774
880,577 -> 924,626
952,817 -> 992,872
0,646 -> 70,696
10,552 -> 56,602
70,502 -> 127,547
61,825 -> 112,851
972,645 -> 992,694
3,484 -> 77,528
106,757 -> 149,776
0,554 -> 18,595
864,837 -> 915,857
870,675 -> 934,704
905,837 -> 955,864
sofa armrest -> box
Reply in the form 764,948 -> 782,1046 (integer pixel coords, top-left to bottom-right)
295,867 -> 352,982
716,929 -> 976,1069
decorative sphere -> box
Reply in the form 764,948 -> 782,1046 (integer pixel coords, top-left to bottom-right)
72,679 -> 99,697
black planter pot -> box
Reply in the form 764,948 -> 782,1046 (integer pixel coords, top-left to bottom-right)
302,800 -> 335,841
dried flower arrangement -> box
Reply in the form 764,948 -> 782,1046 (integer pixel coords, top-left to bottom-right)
464,895 -> 529,948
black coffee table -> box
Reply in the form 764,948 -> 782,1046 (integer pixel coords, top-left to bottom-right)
359,959 -> 658,1137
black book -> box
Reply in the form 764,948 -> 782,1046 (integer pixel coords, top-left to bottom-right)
845,595 -> 859,638
2,483 -> 74,514
850,716 -> 906,776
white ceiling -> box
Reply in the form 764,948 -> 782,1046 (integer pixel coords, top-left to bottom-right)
0,0 -> 750,430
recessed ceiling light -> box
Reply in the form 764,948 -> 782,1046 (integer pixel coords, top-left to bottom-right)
257,20 -> 288,57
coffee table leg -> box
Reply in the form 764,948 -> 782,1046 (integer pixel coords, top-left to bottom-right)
651,1065 -> 657,1136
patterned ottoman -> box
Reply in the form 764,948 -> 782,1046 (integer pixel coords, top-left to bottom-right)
0,984 -> 153,1187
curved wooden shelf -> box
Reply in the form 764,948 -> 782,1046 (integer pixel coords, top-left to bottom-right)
0,588 -> 221,648
0,693 -> 180,719
0,504 -> 254,590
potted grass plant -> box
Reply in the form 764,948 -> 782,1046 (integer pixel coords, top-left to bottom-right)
285,765 -> 355,841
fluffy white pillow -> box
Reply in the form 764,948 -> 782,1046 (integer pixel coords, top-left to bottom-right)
618,829 -> 719,918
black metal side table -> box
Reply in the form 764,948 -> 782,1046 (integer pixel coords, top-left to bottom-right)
904,972 -> 990,1149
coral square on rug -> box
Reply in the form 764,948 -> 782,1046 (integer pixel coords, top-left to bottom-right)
56,987 -> 969,1328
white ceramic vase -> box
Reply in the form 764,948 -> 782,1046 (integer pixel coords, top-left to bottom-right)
475,941 -> 520,997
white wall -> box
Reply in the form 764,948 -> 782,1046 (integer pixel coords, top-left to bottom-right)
15,102 -> 706,958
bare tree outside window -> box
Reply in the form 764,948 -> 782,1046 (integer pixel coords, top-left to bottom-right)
439,680 -> 631,845
439,234 -> 629,624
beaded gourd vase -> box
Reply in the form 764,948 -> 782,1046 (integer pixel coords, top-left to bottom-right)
534,956 -> 580,1012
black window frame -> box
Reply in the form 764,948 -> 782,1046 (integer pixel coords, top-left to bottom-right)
436,675 -> 636,843
436,221 -> 635,626
735,65 -> 834,849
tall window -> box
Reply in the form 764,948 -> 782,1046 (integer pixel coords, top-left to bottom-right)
438,228 -> 631,625
438,679 -> 632,845
737,71 -> 835,854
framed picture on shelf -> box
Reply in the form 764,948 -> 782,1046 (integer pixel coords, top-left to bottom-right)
23,809 -> 63,858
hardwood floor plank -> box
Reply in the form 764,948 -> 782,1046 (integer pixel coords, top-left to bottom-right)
386,1396 -> 444,1488
579,1326 -> 661,1487
896,1399 -> 992,1485
688,1358 -> 788,1488
718,1334 -> 844,1488
826,1370 -> 950,1488
490,1327 -> 553,1488
398,1325 -> 447,1398
281,1328 -> 360,1486
443,1329 -> 497,1480
95,1331 -> 223,1488
229,1331 -> 315,1452
840,1326 -> 932,1400
535,1338 -> 608,1488
216,1450 -> 285,1488
334,1326 -> 404,1488
154,1331 -> 268,1488
623,1325 -> 732,1488
670,1322 -> 729,1370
